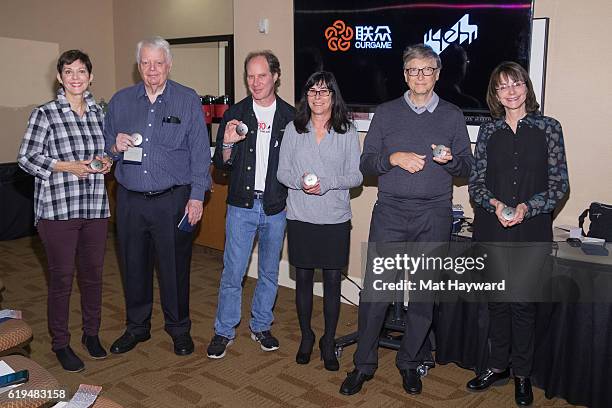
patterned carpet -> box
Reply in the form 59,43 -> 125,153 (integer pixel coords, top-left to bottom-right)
0,234 -> 576,407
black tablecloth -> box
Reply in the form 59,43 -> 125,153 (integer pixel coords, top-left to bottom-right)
435,301 -> 489,373
435,252 -> 612,408
533,302 -> 612,408
0,162 -> 35,240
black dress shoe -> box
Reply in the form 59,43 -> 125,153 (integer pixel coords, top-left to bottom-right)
466,368 -> 510,391
339,369 -> 373,395
296,331 -> 315,364
110,331 -> 151,354
319,337 -> 339,371
400,369 -> 423,394
81,334 -> 107,359
173,333 -> 194,356
514,377 -> 533,406
55,345 -> 85,372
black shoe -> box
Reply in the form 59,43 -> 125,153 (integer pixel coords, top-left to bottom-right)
466,368 -> 510,391
250,330 -> 279,351
207,334 -> 233,359
514,377 -> 533,406
400,369 -> 423,394
55,345 -> 85,372
319,336 -> 339,371
110,331 -> 151,354
173,333 -> 194,356
81,334 -> 107,359
296,331 -> 315,365
339,369 -> 373,395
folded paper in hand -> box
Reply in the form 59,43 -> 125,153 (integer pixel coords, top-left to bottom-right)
177,213 -> 194,232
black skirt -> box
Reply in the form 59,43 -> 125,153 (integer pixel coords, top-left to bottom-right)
287,219 -> 351,269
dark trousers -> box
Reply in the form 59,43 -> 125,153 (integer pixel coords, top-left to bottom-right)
354,202 -> 452,374
38,218 -> 108,351
488,302 -> 536,377
116,184 -> 193,338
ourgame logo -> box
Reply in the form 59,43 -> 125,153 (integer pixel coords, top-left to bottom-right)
325,20 -> 354,52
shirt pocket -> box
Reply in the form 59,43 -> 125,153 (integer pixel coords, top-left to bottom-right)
158,121 -> 186,148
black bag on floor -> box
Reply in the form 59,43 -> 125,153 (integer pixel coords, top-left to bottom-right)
579,202 -> 612,241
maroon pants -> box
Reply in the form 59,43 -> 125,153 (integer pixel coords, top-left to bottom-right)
38,218 -> 108,351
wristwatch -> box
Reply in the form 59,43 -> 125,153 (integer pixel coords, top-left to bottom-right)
102,154 -> 113,166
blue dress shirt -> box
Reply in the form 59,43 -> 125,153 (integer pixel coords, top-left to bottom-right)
104,80 -> 211,200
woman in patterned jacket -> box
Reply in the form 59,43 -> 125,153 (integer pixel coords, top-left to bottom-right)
466,61 -> 569,406
17,50 -> 112,372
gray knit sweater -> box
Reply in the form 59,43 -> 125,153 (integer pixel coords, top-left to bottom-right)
277,121 -> 362,224
360,96 -> 473,207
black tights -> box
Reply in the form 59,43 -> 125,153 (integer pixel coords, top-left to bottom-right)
295,267 -> 342,343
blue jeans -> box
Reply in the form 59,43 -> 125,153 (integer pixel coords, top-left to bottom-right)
214,201 -> 286,339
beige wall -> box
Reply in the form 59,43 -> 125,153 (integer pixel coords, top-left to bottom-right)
170,43 -> 221,96
112,0 -> 233,90
0,0 -> 116,163
234,0 -> 612,277
233,0 -> 294,102
533,0 -> 612,222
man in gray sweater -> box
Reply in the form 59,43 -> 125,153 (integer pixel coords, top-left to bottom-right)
340,44 -> 473,396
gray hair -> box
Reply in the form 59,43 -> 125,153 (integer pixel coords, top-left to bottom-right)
136,36 -> 172,63
402,44 -> 442,70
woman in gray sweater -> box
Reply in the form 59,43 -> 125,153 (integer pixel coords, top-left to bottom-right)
277,71 -> 362,371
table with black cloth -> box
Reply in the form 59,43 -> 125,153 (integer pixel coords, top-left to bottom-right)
0,162 -> 35,240
435,242 -> 612,408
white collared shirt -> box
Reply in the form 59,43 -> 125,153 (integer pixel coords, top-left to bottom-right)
404,91 -> 439,114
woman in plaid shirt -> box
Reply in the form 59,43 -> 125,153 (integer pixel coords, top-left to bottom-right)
17,50 -> 112,373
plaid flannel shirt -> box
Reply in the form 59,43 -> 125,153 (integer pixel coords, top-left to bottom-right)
17,88 -> 109,224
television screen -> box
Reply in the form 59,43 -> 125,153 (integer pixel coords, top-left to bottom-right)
294,0 -> 534,123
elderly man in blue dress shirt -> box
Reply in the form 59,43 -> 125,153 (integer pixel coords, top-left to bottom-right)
104,36 -> 211,356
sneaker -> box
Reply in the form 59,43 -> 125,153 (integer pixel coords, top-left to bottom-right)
207,334 -> 233,359
250,330 -> 279,351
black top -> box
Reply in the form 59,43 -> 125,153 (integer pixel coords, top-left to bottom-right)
212,95 -> 295,215
469,113 -> 569,242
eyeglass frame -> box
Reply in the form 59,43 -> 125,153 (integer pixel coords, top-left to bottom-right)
495,81 -> 526,93
306,88 -> 333,97
404,66 -> 438,77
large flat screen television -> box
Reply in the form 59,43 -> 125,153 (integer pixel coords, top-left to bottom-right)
294,0 -> 534,124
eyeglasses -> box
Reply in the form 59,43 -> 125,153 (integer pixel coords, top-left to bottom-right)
496,81 -> 526,93
306,89 -> 333,97
405,67 -> 438,77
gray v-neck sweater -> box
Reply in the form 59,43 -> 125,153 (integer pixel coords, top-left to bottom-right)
361,96 -> 473,207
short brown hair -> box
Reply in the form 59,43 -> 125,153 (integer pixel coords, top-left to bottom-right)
57,49 -> 92,75
243,50 -> 281,92
486,61 -> 539,118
